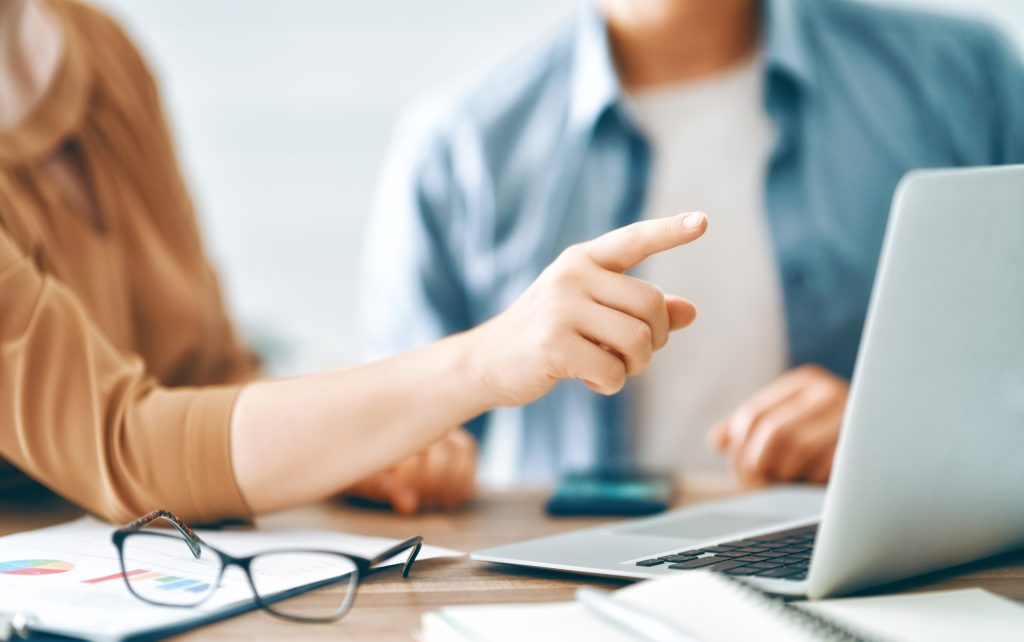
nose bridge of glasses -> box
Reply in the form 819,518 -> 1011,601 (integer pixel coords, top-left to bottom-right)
141,514 -> 203,559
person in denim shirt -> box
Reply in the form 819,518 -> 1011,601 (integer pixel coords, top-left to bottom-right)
362,0 -> 1024,495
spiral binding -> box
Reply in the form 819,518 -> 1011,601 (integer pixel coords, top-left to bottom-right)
712,573 -> 879,642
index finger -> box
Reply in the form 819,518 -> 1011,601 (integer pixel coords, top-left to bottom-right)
584,212 -> 707,272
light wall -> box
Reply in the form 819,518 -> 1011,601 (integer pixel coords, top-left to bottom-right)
90,0 -> 1024,374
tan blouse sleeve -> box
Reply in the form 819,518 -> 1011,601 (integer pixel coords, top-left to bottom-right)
0,229 -> 252,524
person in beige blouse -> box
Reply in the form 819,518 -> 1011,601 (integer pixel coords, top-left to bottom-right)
0,0 -> 705,524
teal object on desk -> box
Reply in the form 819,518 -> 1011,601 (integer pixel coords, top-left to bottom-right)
546,471 -> 675,516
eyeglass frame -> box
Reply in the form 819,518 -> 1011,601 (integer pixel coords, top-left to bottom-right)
111,509 -> 423,623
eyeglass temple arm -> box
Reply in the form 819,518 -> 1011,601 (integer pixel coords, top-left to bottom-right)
365,536 -> 424,578
118,509 -> 204,558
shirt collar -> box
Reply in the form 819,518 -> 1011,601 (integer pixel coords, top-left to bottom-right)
761,0 -> 815,91
567,2 -> 622,129
567,0 -> 813,129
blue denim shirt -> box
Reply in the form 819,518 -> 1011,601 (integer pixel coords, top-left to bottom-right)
362,0 -> 1024,481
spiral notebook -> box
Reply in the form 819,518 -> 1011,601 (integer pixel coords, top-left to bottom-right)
419,572 -> 1024,642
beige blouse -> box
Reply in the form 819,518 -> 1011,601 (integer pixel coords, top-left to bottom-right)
0,0 -> 260,523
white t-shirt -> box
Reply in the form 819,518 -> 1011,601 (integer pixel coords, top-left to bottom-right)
627,56 -> 789,472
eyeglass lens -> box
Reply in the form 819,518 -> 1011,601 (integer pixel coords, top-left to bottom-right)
248,551 -> 359,620
121,531 -> 221,606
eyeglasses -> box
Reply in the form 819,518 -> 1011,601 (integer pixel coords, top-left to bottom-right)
112,510 -> 422,623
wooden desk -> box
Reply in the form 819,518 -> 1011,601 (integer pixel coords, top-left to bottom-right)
4,478 -> 1024,641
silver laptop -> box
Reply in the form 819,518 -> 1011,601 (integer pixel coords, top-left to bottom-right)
472,165 -> 1024,599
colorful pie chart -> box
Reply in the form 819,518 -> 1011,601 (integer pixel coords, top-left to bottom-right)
0,559 -> 75,575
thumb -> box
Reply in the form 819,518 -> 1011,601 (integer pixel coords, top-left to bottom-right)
666,295 -> 697,330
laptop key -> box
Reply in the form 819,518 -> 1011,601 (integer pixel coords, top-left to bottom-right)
754,566 -> 805,579
667,557 -> 722,570
779,563 -> 809,572
722,566 -> 761,576
635,559 -> 665,567
660,555 -> 699,564
707,560 -> 750,573
773,547 -> 807,554
724,540 -> 762,548
704,546 -> 741,553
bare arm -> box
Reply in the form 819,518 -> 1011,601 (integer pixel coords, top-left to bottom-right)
231,332 -> 496,513
232,212 -> 707,514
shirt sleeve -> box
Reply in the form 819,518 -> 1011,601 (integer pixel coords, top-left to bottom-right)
0,229 -> 252,525
360,104 -> 475,359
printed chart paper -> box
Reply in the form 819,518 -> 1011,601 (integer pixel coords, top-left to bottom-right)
0,517 -> 460,641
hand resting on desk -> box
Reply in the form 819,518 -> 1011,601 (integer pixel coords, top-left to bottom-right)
708,364 -> 849,486
345,427 -> 477,514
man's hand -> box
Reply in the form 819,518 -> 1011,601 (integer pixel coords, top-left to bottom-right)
344,428 -> 477,514
468,212 -> 707,407
707,365 -> 849,487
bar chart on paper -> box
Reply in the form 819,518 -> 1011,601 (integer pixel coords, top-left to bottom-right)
0,559 -> 75,575
83,569 -> 213,593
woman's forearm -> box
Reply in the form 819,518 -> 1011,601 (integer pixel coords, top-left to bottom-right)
231,331 -> 496,513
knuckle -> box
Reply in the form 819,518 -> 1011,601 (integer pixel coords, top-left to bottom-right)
441,433 -> 460,455
558,243 -> 587,264
631,321 -> 653,351
778,461 -> 802,481
800,363 -> 827,379
604,359 -> 627,393
789,442 -> 813,465
460,433 -> 478,456
733,407 -> 754,427
548,260 -> 584,288
626,325 -> 653,375
762,422 -> 791,449
798,444 -> 815,464
611,223 -> 645,256
826,374 -> 848,397
659,216 -> 678,239
622,221 -> 644,244
640,282 -> 664,314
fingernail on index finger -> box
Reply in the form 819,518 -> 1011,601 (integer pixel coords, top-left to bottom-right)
683,212 -> 706,229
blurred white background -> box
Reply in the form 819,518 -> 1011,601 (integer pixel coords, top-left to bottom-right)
91,0 -> 1024,375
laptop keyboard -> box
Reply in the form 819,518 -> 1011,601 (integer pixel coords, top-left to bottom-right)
634,524 -> 817,580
